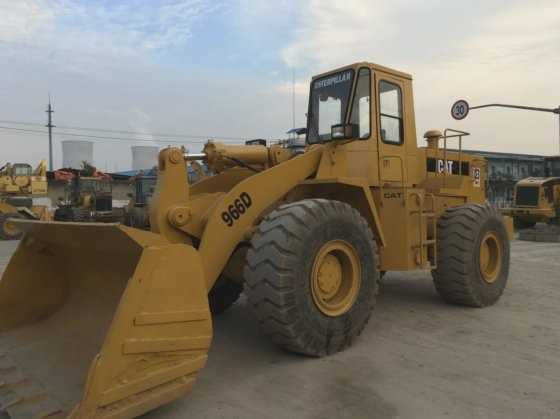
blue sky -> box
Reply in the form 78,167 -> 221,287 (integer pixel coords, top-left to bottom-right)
1,0 -> 559,170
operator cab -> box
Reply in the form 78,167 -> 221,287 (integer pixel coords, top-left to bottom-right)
12,163 -> 32,177
306,62 -> 409,146
305,62 -> 416,186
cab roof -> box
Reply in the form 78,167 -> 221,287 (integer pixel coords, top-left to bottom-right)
517,177 -> 560,186
311,62 -> 413,81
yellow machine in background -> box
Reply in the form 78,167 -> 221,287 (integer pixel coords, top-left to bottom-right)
0,62 -> 512,418
0,160 -> 51,240
502,156 -> 560,228
502,176 -> 560,228
54,176 -> 123,223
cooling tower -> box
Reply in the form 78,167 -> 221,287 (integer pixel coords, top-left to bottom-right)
132,146 -> 158,170
62,140 -> 94,169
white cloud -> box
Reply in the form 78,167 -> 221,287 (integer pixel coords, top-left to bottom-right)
0,0 -> 227,169
275,81 -> 308,96
2,0 -> 560,171
0,0 -> 54,42
278,0 -> 560,155
281,0 -> 401,69
0,0 -> 220,70
414,1 -> 560,154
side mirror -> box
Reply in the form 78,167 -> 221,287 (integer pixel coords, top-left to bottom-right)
331,124 -> 358,140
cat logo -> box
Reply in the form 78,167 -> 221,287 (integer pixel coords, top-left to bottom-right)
437,159 -> 454,174
384,192 -> 403,199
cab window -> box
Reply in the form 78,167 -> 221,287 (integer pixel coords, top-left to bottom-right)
13,165 -> 32,176
349,68 -> 371,139
307,69 -> 354,143
379,80 -> 403,144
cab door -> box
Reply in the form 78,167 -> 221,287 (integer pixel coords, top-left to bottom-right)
375,73 -> 407,185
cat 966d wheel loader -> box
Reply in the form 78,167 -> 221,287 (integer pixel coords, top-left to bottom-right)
0,62 -> 513,418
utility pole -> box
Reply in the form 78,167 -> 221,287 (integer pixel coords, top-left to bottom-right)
45,95 -> 55,171
292,68 -> 296,136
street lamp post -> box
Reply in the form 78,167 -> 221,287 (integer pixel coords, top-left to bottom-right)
450,100 -> 560,155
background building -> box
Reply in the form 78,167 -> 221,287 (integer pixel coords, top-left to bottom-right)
465,150 -> 555,207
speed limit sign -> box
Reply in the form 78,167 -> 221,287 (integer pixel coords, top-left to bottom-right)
451,99 -> 469,120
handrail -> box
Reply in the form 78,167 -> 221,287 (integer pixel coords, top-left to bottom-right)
440,128 -> 470,188
410,191 -> 424,266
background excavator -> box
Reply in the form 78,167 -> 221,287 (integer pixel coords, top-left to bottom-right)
0,62 -> 512,418
0,160 -> 51,240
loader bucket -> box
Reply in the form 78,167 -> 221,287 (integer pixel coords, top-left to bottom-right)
0,221 -> 212,419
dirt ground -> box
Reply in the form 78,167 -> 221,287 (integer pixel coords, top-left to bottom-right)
1,239 -> 559,419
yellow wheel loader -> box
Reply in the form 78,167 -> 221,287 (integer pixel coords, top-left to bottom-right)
501,176 -> 560,229
501,156 -> 560,229
0,62 -> 513,418
0,160 -> 51,240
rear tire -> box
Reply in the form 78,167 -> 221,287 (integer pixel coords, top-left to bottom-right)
432,203 -> 510,307
245,199 -> 378,356
54,207 -> 73,221
208,276 -> 243,314
54,207 -> 89,222
0,212 -> 24,240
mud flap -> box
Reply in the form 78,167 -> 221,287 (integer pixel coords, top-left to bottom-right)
501,215 -> 514,240
0,221 -> 212,419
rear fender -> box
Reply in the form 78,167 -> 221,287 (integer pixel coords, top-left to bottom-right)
292,179 -> 386,247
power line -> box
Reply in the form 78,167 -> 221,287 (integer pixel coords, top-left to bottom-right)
0,119 -> 249,141
0,125 -> 245,144
0,128 -> 207,146
56,124 -> 248,141
0,120 -> 44,127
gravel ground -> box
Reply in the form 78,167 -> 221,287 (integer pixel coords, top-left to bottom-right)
1,239 -> 559,419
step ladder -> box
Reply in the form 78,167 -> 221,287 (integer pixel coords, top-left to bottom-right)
409,192 -> 437,269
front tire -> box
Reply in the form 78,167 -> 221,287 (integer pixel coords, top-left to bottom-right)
432,203 -> 510,307
245,199 -> 378,356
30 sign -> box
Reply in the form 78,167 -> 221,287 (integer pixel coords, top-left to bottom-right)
451,99 -> 469,120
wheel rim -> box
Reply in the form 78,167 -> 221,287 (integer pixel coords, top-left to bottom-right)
3,219 -> 20,238
311,240 -> 361,317
479,231 -> 502,283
